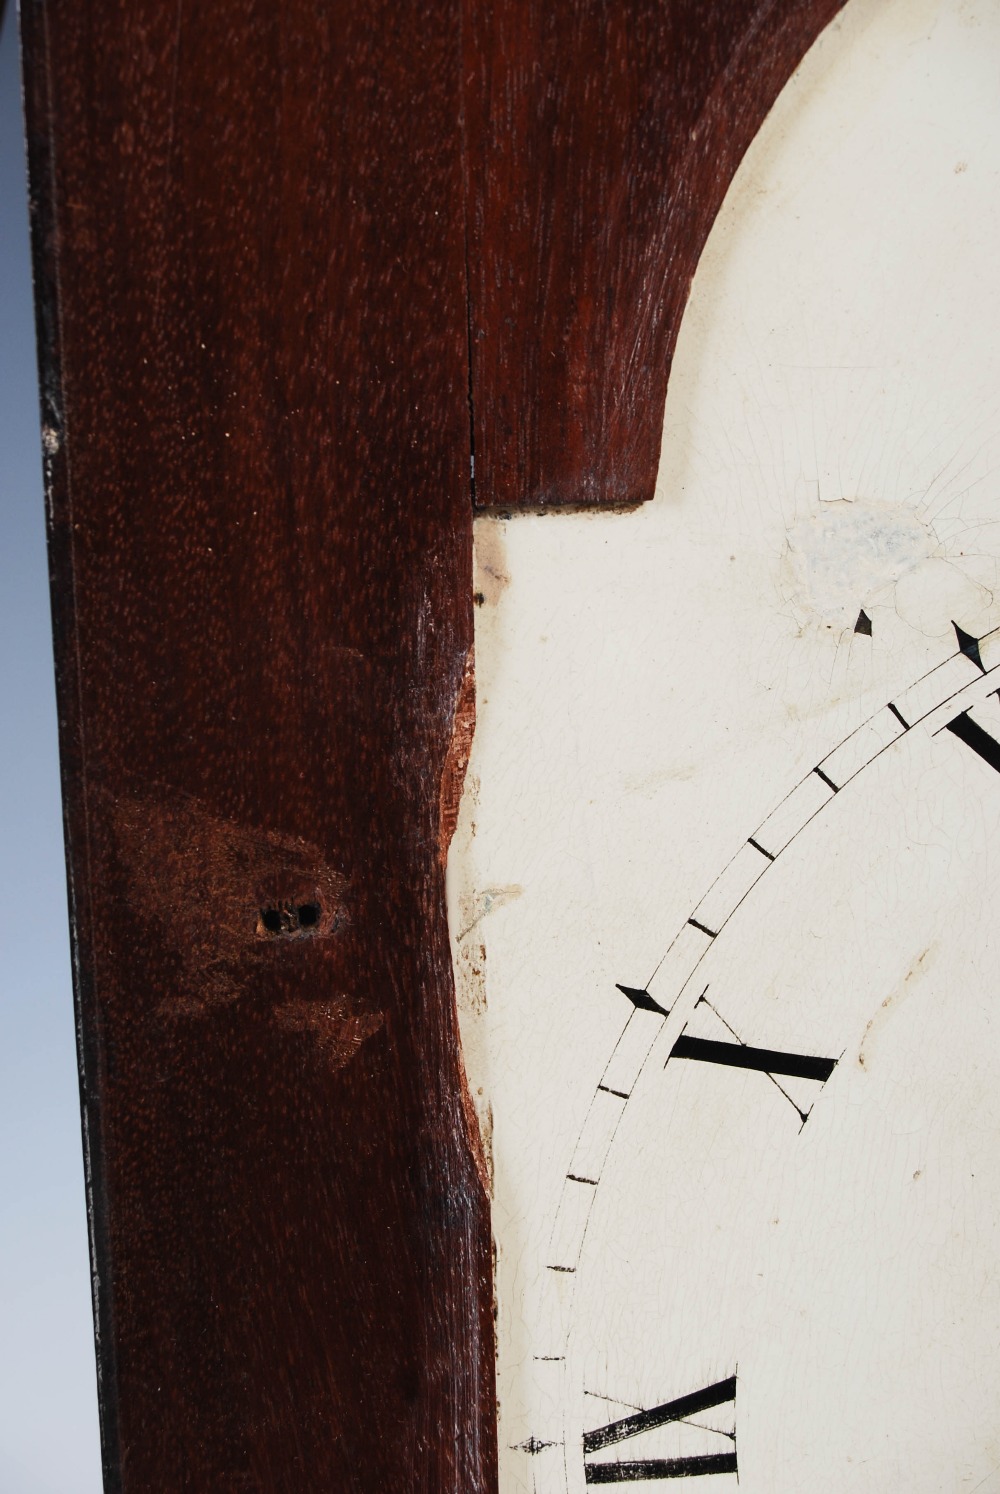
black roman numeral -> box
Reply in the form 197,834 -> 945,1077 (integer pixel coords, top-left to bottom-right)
585,1457 -> 736,1482
583,1376 -> 737,1484
665,993 -> 837,1124
670,1035 -> 836,1083
945,707 -> 1000,775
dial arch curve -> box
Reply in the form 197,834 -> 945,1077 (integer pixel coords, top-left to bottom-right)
450,1 -> 1000,1488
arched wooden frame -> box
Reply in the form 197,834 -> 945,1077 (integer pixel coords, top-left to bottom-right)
20,1 -> 845,1488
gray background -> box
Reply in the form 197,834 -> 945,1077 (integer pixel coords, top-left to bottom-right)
1,9 -> 104,1490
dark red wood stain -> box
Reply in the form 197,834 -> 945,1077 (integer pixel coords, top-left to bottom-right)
22,2 -> 491,1489
465,0 -> 847,509
21,0 -> 844,1488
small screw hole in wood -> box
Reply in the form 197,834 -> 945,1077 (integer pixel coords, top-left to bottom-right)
258,902 -> 322,936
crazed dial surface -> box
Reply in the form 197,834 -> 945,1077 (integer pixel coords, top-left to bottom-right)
448,2 -> 1000,1490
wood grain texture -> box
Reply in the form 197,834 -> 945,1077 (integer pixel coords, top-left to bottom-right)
22,0 -> 846,1488
464,0 -> 847,510
22,3 -> 493,1490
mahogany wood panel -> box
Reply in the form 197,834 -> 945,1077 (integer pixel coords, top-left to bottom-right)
465,0 -> 847,509
22,3 -> 492,1490
22,0 -> 845,1489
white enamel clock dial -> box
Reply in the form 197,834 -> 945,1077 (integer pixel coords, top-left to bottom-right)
448,2 -> 1000,1490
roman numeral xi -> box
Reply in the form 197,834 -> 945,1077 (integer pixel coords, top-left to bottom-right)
583,1375 -> 737,1483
